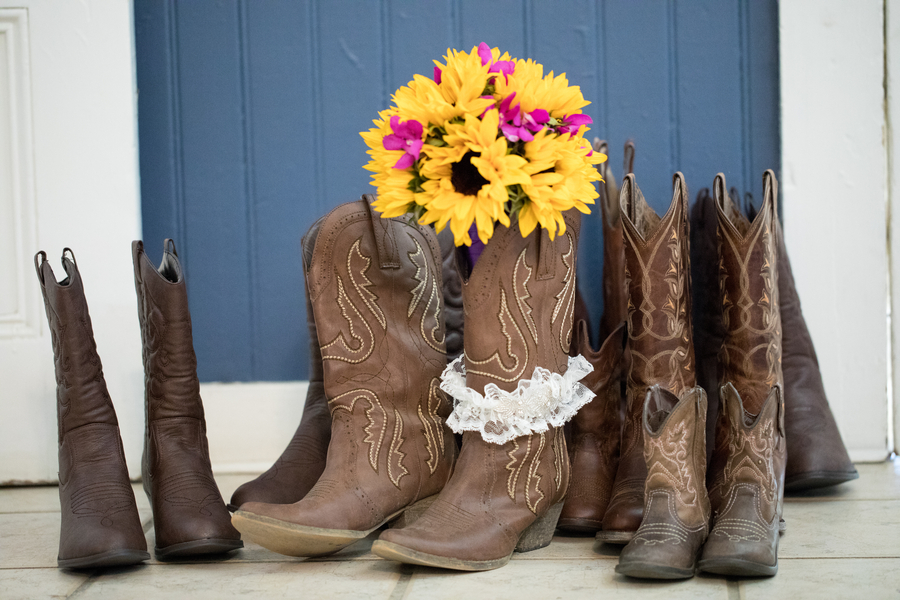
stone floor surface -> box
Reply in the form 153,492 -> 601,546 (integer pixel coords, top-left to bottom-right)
1,460 -> 898,599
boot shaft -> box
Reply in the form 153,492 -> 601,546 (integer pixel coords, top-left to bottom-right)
35,250 -> 118,441
459,211 -> 582,397
132,240 -> 204,423
598,139 -> 632,341
620,172 -> 696,397
642,385 -> 709,528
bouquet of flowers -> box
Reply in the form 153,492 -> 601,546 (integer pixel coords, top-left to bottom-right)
361,43 -> 606,246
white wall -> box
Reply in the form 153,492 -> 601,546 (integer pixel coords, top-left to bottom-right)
0,0 -> 145,482
781,0 -> 891,461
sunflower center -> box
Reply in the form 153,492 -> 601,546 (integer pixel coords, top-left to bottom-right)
451,152 -> 489,196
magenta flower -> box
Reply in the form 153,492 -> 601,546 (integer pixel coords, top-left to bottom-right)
383,116 -> 424,169
478,42 -> 515,81
497,93 -> 550,142
434,66 -> 442,84
556,113 -> 593,135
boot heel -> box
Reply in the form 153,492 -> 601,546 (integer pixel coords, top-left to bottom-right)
515,501 -> 563,553
389,494 -> 438,529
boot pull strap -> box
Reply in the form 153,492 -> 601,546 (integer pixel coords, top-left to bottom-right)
623,139 -> 635,175
163,238 -> 178,257
672,172 -> 688,210
713,173 -> 727,207
362,194 -> 401,269
62,248 -> 77,270
132,240 -> 145,284
763,169 -> 778,215
34,251 -> 48,285
595,138 -> 609,179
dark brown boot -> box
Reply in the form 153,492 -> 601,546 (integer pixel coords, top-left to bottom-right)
372,212 -> 592,571
132,240 -> 242,560
690,188 -> 726,464
232,198 -> 457,557
437,228 -> 465,361
228,220 -> 331,510
35,250 -> 149,569
776,220 -> 858,491
597,139 -> 633,341
616,385 -> 709,579
699,171 -> 785,577
557,321 -> 628,533
598,173 -> 696,544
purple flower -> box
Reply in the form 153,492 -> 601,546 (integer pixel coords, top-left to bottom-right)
556,113 -> 593,135
478,42 -> 515,82
497,93 -> 550,142
434,66 -> 442,84
383,116 -> 424,169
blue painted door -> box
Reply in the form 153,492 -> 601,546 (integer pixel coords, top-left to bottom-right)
134,0 -> 779,382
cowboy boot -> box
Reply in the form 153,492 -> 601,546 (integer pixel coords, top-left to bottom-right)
231,197 -> 457,557
557,320 -> 628,533
228,219 -> 331,510
133,239 -> 242,560
34,250 -> 149,569
372,211 -> 593,571
776,218 -> 858,491
699,171 -> 785,577
690,188 -> 726,464
597,139 -> 633,341
616,385 -> 709,579
437,228 -> 465,361
598,173 -> 696,544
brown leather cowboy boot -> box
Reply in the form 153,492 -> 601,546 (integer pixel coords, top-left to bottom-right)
372,211 -> 593,571
597,139 -> 633,341
437,228 -> 465,361
775,219 -> 858,491
616,385 -> 709,579
228,220 -> 331,510
133,240 -> 242,560
231,197 -> 457,557
598,173 -> 696,544
35,250 -> 149,569
690,188 -> 726,464
557,321 -> 627,533
699,171 -> 785,577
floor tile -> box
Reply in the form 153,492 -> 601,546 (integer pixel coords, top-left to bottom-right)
780,500 -> 900,558
401,559 -> 729,600
785,461 -> 900,502
0,510 -> 152,569
740,558 -> 900,599
0,568 -> 88,600
0,485 -> 60,514
73,560 -> 402,600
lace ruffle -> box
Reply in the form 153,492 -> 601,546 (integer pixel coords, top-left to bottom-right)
441,354 -> 595,445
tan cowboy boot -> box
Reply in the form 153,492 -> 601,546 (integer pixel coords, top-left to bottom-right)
598,173 -> 697,544
228,219 -> 330,511
616,385 -> 709,579
372,211 -> 594,571
557,321 -> 628,533
35,250 -> 149,569
699,171 -> 785,577
232,197 -> 457,557
133,240 -> 242,560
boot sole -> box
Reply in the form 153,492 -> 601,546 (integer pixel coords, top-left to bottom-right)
155,538 -> 243,561
557,516 -> 603,534
615,561 -> 695,580
372,540 -> 512,571
596,530 -> 635,544
698,557 -> 777,577
58,549 -> 150,570
784,470 -> 859,493
371,501 -> 564,571
231,495 -> 436,558
232,511 -> 376,557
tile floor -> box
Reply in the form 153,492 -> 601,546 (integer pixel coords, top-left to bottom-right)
2,460 -> 898,599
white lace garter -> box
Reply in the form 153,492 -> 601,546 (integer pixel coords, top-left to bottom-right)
441,354 -> 595,445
